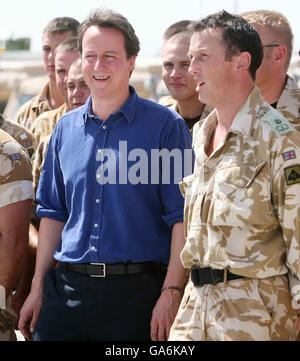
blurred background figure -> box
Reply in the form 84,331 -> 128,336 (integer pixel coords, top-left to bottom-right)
14,17 -> 79,130
160,21 -> 213,136
32,57 -> 90,195
30,37 -> 80,143
242,10 -> 300,132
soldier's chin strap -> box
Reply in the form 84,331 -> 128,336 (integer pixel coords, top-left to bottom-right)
0,285 -> 6,310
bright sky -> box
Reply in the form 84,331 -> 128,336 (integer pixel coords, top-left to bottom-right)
1,0 -> 300,56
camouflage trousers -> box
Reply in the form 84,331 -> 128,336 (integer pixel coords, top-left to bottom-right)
169,275 -> 298,341
0,296 -> 17,341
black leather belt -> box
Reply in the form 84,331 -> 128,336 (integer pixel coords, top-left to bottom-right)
191,266 -> 245,287
61,262 -> 167,278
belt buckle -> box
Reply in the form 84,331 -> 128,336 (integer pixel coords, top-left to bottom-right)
90,263 -> 106,278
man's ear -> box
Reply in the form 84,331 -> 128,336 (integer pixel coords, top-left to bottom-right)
129,56 -> 136,73
235,51 -> 252,74
273,44 -> 287,65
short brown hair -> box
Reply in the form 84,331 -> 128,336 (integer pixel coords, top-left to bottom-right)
241,10 -> 294,69
54,37 -> 79,56
78,8 -> 140,59
163,20 -> 192,41
43,17 -> 79,36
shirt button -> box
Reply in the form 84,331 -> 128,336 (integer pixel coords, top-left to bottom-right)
203,166 -> 210,173
91,246 -> 97,251
102,125 -> 107,130
96,199 -> 100,204
94,224 -> 99,228
98,149 -> 102,153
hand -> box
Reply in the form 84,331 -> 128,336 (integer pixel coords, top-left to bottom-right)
150,290 -> 182,341
18,290 -> 43,340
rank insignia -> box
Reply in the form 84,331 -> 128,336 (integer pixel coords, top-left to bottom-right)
10,153 -> 21,161
282,150 -> 296,161
284,165 -> 300,185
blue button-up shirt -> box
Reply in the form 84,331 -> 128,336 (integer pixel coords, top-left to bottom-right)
37,87 -> 193,264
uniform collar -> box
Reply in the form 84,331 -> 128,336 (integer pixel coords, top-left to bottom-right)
277,75 -> 300,118
198,87 -> 266,147
228,87 -> 264,139
31,82 -> 50,110
82,86 -> 138,126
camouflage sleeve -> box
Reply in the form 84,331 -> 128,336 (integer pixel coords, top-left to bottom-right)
0,131 -> 33,208
271,132 -> 300,308
32,136 -> 50,194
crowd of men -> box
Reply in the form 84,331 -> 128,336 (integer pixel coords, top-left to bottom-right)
0,8 -> 300,341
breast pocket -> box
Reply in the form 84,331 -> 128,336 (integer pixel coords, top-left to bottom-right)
180,173 -> 206,238
211,161 -> 274,226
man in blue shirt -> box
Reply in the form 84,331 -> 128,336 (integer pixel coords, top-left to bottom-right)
19,9 -> 193,341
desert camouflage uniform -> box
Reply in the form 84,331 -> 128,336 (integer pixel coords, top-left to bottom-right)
169,87 -> 300,341
32,134 -> 51,194
0,129 -> 33,341
158,95 -> 213,133
15,83 -> 52,130
276,75 -> 300,133
0,114 -> 37,160
30,103 -> 68,143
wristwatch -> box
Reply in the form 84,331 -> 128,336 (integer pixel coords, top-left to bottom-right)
0,285 -> 6,310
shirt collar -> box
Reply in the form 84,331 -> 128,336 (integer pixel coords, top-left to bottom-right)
82,85 -> 138,126
198,87 -> 265,144
31,83 -> 49,110
277,75 -> 299,118
228,86 -> 265,139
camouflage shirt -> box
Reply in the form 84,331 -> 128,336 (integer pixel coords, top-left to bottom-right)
276,75 -> 300,132
180,87 -> 300,307
14,83 -> 52,130
0,115 -> 37,160
0,129 -> 33,209
30,103 -> 68,143
32,134 -> 50,194
158,95 -> 213,132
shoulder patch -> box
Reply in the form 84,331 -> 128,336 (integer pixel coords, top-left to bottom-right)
284,165 -> 300,185
262,111 -> 293,135
282,150 -> 296,161
10,153 -> 21,161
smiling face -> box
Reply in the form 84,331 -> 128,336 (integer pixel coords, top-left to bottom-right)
81,26 -> 136,102
42,30 -> 73,80
162,37 -> 198,102
188,29 -> 236,108
67,60 -> 91,110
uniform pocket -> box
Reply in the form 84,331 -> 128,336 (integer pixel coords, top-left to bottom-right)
211,161 -> 274,226
181,173 -> 206,238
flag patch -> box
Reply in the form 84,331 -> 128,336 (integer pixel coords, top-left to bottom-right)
284,165 -> 300,185
22,140 -> 32,148
282,150 -> 296,161
10,153 -> 21,161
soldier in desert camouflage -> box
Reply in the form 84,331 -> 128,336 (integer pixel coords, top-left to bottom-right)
241,10 -> 300,132
0,129 -> 33,341
15,17 -> 79,130
30,37 -> 81,143
169,10 -> 300,341
159,21 -> 213,135
32,58 -> 90,194
0,114 -> 37,160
